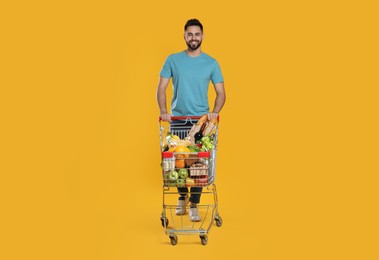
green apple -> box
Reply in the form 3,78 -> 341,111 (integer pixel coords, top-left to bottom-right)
169,170 -> 178,181
176,178 -> 185,187
178,169 -> 189,179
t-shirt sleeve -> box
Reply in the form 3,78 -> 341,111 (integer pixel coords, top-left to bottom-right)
160,56 -> 172,78
210,60 -> 224,84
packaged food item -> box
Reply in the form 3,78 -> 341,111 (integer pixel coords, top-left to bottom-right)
189,162 -> 208,176
162,152 -> 175,171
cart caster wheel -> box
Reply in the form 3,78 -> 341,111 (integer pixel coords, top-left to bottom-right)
169,235 -> 178,245
160,217 -> 169,227
200,235 -> 208,245
215,216 -> 223,227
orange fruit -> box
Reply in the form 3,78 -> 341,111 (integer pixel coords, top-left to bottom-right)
175,146 -> 190,159
175,159 -> 185,169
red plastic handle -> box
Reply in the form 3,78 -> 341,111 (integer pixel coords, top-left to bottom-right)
197,151 -> 210,158
159,115 -> 220,122
171,116 -> 202,120
159,115 -> 202,121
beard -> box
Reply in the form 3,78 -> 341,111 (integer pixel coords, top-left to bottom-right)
186,40 -> 202,51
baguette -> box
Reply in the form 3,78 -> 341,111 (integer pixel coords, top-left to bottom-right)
202,118 -> 218,136
186,114 -> 208,145
197,114 -> 208,125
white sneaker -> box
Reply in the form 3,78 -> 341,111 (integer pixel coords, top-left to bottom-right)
175,196 -> 189,215
189,207 -> 201,222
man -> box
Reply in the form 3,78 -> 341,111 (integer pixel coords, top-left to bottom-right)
157,19 -> 226,222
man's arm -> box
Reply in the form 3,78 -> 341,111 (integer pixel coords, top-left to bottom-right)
209,82 -> 226,120
156,76 -> 171,122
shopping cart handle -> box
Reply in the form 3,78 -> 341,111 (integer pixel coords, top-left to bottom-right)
171,116 -> 203,121
159,115 -> 220,121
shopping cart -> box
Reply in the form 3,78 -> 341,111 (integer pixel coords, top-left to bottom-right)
159,116 -> 223,245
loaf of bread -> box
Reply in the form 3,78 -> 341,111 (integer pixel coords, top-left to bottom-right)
186,115 -> 208,145
202,117 -> 218,136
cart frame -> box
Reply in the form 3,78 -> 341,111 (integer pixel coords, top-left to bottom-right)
159,116 -> 223,245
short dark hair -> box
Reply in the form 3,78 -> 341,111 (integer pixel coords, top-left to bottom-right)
184,19 -> 203,32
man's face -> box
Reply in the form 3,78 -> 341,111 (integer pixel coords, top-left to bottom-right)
184,26 -> 204,51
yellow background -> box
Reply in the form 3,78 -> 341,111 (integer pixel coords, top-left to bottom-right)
1,0 -> 378,259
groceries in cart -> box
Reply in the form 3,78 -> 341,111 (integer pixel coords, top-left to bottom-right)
162,115 -> 217,152
160,115 -> 218,188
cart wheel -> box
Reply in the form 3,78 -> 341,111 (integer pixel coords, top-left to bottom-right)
215,216 -> 223,227
169,235 -> 178,245
200,235 -> 208,245
160,217 -> 169,227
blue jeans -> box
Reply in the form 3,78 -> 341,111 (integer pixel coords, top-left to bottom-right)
171,119 -> 203,204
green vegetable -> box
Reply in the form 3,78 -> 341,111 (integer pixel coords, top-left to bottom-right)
200,136 -> 214,151
188,145 -> 200,152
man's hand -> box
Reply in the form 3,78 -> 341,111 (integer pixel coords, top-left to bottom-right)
160,113 -> 172,122
208,112 -> 218,121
